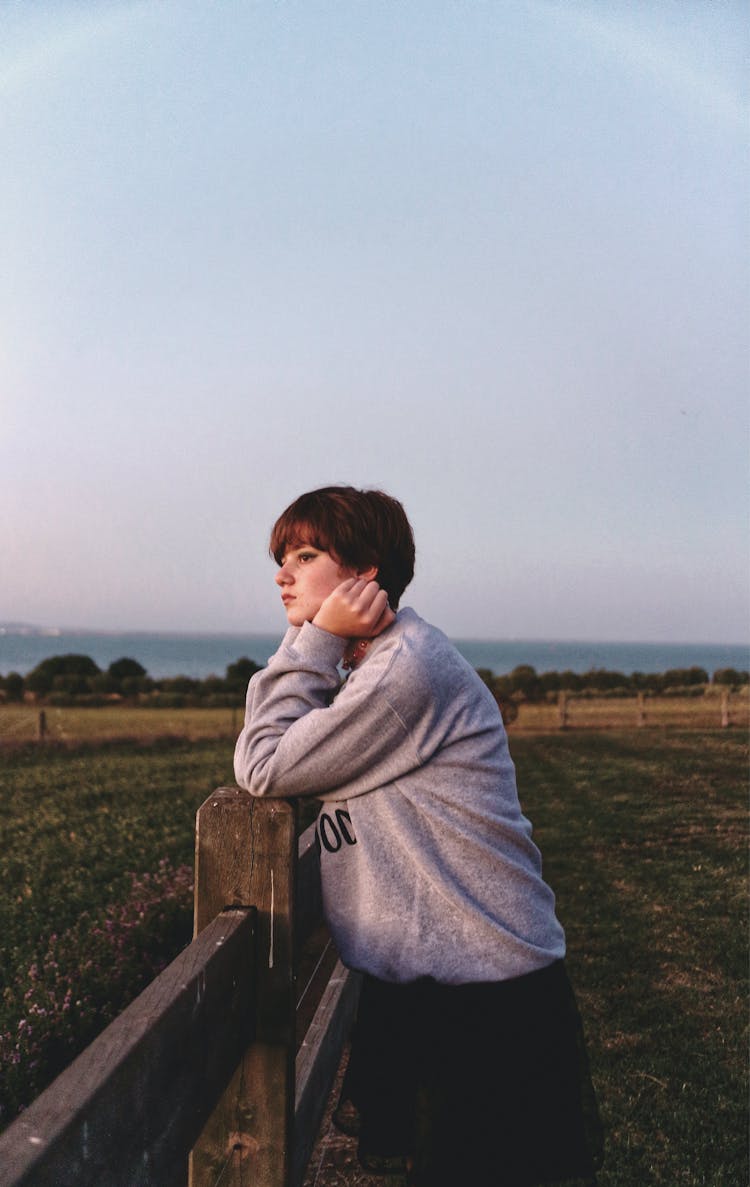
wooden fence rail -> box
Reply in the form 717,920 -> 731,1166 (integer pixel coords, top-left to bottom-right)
0,790 -> 360,1187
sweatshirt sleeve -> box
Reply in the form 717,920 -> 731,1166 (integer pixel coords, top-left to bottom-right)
233,621 -> 422,799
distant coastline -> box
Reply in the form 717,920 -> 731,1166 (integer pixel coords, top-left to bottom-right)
1,625 -> 747,681
0,623 -> 64,637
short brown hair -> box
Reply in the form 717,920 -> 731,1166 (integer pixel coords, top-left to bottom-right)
270,486 -> 415,608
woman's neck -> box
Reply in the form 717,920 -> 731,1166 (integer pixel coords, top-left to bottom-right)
342,638 -> 371,670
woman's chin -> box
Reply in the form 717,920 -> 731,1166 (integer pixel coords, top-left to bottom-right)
284,606 -> 309,627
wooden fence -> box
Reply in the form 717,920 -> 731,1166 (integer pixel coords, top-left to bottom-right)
0,789 -> 360,1187
513,688 -> 747,732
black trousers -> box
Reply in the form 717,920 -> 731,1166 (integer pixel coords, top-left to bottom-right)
338,960 -> 603,1187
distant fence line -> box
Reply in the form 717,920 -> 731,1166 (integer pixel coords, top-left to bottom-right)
0,689 -> 746,747
526,687 -> 744,731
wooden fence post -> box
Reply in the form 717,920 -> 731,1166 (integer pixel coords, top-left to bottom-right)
189,789 -> 297,1187
37,710 -> 47,741
557,691 -> 568,730
636,692 -> 646,728
721,689 -> 730,728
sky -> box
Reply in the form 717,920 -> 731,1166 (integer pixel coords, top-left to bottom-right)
1,0 -> 748,642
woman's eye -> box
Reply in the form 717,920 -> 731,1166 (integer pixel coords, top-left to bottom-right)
299,552 -> 317,563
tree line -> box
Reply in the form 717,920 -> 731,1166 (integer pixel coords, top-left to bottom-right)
0,653 -> 747,708
0,655 -> 262,708
478,662 -> 747,704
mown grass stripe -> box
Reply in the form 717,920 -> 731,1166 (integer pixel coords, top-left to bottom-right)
512,731 -> 747,1186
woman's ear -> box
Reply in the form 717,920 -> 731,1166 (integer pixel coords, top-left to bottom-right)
357,565 -> 378,582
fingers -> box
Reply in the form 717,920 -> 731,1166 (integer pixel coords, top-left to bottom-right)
334,579 -> 389,630
313,579 -> 395,638
346,581 -> 394,631
356,583 -> 394,627
342,578 -> 384,611
373,601 -> 397,634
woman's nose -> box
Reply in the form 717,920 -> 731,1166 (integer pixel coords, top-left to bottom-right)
275,565 -> 292,586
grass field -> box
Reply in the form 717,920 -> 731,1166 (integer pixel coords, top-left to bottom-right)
512,730 -> 748,1186
0,704 -> 242,745
0,740 -> 234,985
0,729 -> 747,1182
0,738 -> 235,1123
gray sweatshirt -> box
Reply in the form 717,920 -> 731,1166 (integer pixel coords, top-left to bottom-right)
233,607 -> 565,984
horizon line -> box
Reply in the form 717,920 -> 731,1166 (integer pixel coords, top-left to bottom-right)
1,622 -> 748,651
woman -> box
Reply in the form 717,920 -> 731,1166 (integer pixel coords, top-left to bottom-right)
234,485 -> 602,1186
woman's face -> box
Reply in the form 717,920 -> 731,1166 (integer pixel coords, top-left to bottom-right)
275,544 -> 355,626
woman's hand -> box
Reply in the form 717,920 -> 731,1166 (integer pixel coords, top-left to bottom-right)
312,578 -> 396,639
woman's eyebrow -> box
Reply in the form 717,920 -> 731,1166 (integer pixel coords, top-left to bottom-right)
282,543 -> 318,562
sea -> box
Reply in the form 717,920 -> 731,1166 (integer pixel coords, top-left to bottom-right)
1,629 -> 748,680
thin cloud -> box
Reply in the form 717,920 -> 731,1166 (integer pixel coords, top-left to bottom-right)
0,3 -> 147,98
534,0 -> 746,129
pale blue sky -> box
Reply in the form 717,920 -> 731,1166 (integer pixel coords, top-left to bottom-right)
1,0 -> 747,641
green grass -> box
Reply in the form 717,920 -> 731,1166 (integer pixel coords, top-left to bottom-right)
0,739 -> 235,989
511,730 -> 748,1186
0,739 -> 237,1124
0,731 -> 747,1183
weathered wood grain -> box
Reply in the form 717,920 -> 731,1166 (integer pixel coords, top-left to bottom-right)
190,789 -> 297,1187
